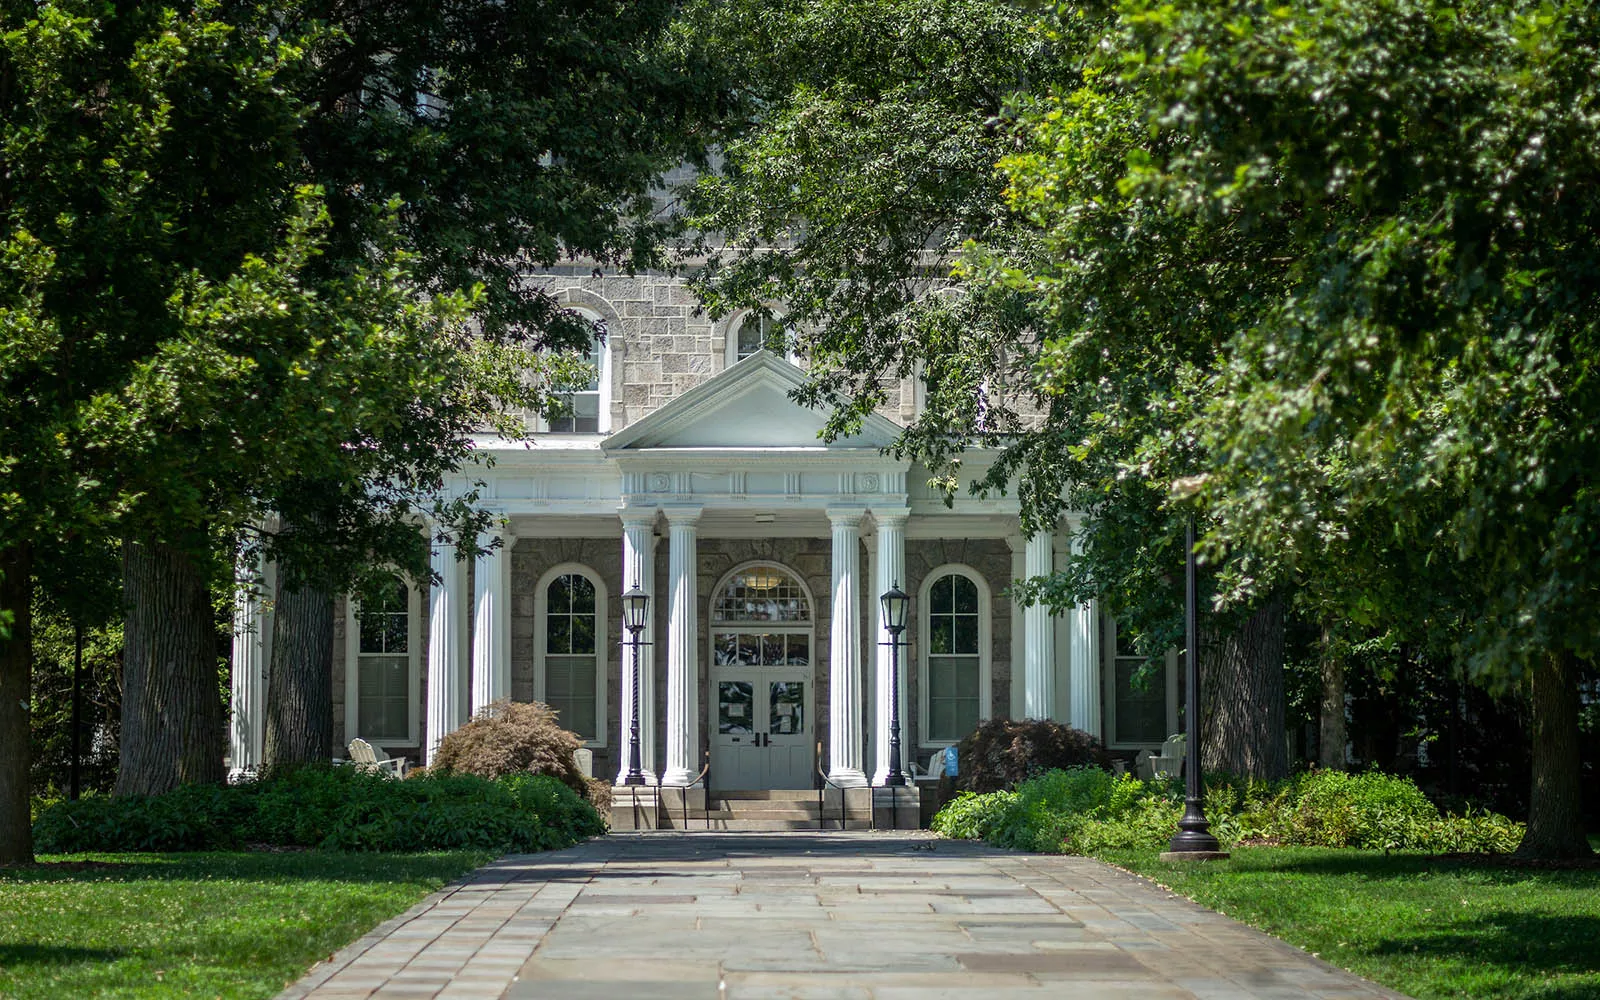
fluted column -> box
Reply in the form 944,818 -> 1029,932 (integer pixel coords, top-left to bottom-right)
470,523 -> 510,719
1067,523 -> 1102,738
662,507 -> 701,786
426,533 -> 465,765
619,512 -> 658,785
871,509 -> 908,785
228,547 -> 270,779
1024,531 -> 1056,719
827,508 -> 868,787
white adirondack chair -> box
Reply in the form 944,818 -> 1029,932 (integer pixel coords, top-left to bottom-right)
347,738 -> 406,777
1150,734 -> 1185,780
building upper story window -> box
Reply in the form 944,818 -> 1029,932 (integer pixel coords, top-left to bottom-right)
535,566 -> 607,744
729,311 -> 789,366
543,309 -> 610,434
919,566 -> 991,746
346,575 -> 421,746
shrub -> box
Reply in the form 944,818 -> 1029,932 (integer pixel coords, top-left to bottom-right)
930,765 -> 1526,856
930,790 -> 1018,840
430,700 -> 590,798
32,765 -> 606,853
954,718 -> 1109,794
1286,770 -> 1441,850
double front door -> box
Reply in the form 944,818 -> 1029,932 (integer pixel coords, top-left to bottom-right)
712,629 -> 812,789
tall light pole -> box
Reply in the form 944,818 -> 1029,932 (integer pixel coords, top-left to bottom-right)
621,587 -> 650,787
879,582 -> 910,787
1164,515 -> 1227,859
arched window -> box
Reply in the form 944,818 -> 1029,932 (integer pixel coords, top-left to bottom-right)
535,566 -> 608,744
728,310 -> 790,366
344,574 -> 421,746
545,309 -> 611,433
919,566 -> 991,746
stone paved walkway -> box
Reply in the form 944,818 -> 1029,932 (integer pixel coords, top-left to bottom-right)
278,832 -> 1407,1000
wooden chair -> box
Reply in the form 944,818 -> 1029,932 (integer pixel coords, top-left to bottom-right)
1150,734 -> 1185,780
347,738 -> 405,777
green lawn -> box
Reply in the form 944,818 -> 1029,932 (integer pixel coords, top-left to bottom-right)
0,850 -> 493,999
1101,847 -> 1600,1000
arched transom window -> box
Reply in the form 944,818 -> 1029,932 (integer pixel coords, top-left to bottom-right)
713,565 -> 810,624
730,311 -> 788,365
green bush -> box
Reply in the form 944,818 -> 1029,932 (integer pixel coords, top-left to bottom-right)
930,790 -> 1017,840
931,766 -> 1525,856
32,765 -> 606,853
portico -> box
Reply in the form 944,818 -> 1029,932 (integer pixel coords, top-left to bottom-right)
231,352 -> 1109,789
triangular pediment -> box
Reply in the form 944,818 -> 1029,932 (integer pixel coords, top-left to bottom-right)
603,350 -> 901,451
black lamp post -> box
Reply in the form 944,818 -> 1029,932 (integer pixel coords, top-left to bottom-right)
1165,516 -> 1227,858
621,586 -> 650,787
880,582 -> 910,787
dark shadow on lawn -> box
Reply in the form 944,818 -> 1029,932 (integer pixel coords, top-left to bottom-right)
1207,851 -> 1600,888
3,851 -> 488,887
0,943 -> 126,966
1362,912 -> 1600,974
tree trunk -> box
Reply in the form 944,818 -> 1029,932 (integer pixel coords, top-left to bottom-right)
264,569 -> 334,769
1201,596 -> 1289,780
116,539 -> 225,797
0,544 -> 34,865
1318,624 -> 1346,771
1516,650 -> 1593,858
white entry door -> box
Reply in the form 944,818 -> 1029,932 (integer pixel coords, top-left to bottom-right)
712,630 -> 813,789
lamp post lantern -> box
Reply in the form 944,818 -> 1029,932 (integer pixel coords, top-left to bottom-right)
620,587 -> 650,787
1164,516 -> 1227,859
880,582 -> 910,787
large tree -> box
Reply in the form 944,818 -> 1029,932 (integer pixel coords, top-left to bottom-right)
1004,0 -> 1599,856
682,0 -> 1295,777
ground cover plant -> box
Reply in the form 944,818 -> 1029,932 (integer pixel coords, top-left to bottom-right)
0,849 -> 490,999
31,764 -> 604,853
932,767 -> 1524,855
1103,848 -> 1600,1000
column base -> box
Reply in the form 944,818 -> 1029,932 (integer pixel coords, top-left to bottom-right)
826,767 -> 868,788
660,768 -> 702,787
614,770 -> 659,788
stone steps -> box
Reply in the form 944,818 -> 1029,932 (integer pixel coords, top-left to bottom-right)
609,786 -> 921,832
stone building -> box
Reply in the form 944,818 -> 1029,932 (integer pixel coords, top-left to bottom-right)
226,265 -> 1182,790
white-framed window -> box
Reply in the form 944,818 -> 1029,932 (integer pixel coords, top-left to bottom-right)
726,309 -> 804,368
534,564 -> 608,745
918,565 -> 992,746
343,574 -> 422,747
1101,615 -> 1180,749
541,308 -> 611,434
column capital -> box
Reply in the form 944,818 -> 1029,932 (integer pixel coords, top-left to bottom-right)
619,508 -> 657,530
868,506 -> 911,528
662,504 -> 702,526
825,505 -> 866,527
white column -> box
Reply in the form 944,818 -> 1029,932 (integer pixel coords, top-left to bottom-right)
470,523 -> 510,719
871,509 -> 908,785
1007,535 -> 1026,720
1023,531 -> 1056,719
228,547 -> 269,779
827,508 -> 868,787
1067,523 -> 1102,738
662,507 -> 701,786
618,512 -> 658,785
426,533 -> 465,765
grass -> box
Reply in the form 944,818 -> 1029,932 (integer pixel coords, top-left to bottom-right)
1100,847 -> 1600,1000
0,850 -> 493,999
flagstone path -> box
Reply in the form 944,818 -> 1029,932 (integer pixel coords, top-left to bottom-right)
277,831 -> 1406,1000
